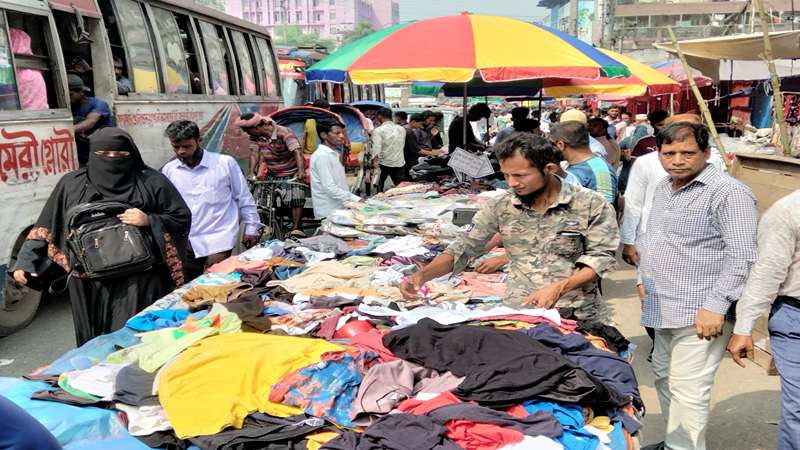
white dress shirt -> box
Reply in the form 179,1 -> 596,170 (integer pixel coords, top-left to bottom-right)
371,121 -> 406,168
620,152 -> 667,245
310,143 -> 360,219
161,151 -> 261,257
735,191 -> 800,335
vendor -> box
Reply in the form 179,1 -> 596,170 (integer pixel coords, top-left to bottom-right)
400,133 -> 619,323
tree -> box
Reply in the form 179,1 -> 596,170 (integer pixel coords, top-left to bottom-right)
273,26 -> 336,51
341,21 -> 374,45
192,0 -> 225,11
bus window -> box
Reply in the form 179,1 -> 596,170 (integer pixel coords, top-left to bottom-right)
197,20 -> 230,95
173,14 -> 203,94
254,37 -> 279,97
1,11 -> 60,110
115,0 -> 159,93
151,7 -> 189,94
229,30 -> 255,96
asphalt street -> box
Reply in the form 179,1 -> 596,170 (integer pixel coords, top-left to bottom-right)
0,262 -> 783,449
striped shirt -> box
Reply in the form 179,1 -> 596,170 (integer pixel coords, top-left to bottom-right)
639,164 -> 758,329
567,155 -> 618,204
252,124 -> 301,178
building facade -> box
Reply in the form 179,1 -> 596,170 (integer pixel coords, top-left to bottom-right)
539,0 -> 799,62
226,0 -> 400,42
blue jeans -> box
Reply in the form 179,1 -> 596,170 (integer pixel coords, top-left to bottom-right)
769,301 -> 800,450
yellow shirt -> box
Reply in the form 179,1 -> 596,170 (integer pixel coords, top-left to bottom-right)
158,333 -> 343,438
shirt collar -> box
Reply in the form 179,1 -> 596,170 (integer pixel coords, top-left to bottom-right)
178,149 -> 210,169
509,175 -> 573,211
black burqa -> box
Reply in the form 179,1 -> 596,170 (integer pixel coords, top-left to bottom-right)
13,128 -> 191,346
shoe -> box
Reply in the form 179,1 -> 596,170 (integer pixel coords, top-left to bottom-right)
288,229 -> 306,238
642,442 -> 665,450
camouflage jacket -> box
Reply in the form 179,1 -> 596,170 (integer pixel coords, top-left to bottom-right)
446,179 -> 619,322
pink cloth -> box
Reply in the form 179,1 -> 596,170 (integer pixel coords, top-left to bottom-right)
458,273 -> 507,298
10,28 -> 47,110
348,330 -> 397,362
206,256 -> 270,274
397,391 -> 463,415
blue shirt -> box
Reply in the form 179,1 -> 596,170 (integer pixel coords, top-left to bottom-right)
72,96 -> 112,133
639,164 -> 758,328
566,156 -> 618,204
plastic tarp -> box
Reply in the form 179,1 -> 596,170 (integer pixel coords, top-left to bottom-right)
654,31 -> 800,82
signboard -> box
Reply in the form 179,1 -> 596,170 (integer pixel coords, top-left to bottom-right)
447,148 -> 494,179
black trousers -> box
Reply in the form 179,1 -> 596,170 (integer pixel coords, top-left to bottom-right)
377,165 -> 406,192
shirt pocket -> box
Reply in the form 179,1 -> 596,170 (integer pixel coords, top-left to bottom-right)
671,207 -> 710,240
546,230 -> 585,259
203,175 -> 232,206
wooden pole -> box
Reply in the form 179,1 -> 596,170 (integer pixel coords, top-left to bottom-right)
667,26 -> 731,169
462,83 -> 468,150
756,0 -> 792,156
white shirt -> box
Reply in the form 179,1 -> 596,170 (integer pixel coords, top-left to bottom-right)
589,136 -> 607,158
371,121 -> 406,168
620,152 -> 666,245
735,191 -> 800,335
161,151 -> 261,257
310,143 -> 360,219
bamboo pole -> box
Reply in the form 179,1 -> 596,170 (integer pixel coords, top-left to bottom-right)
666,26 -> 731,170
756,0 -> 792,156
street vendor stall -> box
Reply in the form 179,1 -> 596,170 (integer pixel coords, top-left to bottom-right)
0,181 -> 643,450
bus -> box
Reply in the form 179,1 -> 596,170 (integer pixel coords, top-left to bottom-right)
0,0 -> 283,335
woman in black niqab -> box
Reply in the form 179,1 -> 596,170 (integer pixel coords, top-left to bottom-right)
12,128 -> 191,346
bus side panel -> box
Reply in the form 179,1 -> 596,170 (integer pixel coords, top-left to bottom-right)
0,119 -> 76,266
113,99 -> 281,170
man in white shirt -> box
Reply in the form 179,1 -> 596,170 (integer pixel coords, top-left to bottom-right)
371,107 -> 407,192
728,191 -> 800,449
161,120 -> 261,280
310,120 -> 361,219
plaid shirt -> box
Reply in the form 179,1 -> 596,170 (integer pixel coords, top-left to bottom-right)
639,164 -> 758,329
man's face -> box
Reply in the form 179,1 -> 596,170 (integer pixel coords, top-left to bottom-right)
69,88 -> 84,105
409,120 -> 420,129
322,125 -> 345,147
499,154 -> 550,198
425,116 -> 436,126
243,121 -> 274,138
653,119 -> 667,132
608,108 -> 620,119
114,64 -> 123,79
621,113 -> 632,125
658,137 -> 709,185
170,138 -> 201,164
587,122 -> 605,138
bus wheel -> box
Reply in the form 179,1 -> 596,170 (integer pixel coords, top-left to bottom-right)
0,275 -> 41,336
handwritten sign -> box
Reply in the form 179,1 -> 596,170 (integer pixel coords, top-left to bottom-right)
447,148 -> 494,179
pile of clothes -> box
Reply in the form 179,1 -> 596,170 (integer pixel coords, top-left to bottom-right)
0,182 -> 643,450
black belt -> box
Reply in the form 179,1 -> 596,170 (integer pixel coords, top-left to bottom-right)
776,295 -> 800,310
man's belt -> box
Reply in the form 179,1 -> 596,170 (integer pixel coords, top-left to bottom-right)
776,295 -> 800,310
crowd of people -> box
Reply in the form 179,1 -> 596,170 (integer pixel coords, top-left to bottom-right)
3,95 -> 800,450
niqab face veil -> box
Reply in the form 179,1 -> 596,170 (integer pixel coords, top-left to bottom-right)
87,127 -> 147,200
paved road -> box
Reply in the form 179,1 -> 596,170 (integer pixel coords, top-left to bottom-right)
0,261 -> 783,449
0,296 -> 74,377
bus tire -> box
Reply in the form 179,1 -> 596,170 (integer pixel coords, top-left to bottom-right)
0,275 -> 41,337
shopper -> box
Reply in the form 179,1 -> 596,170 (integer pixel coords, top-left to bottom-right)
310,120 -> 361,219
550,120 -> 618,204
371,107 -> 407,192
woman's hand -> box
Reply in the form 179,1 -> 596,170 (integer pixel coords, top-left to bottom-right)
118,208 -> 150,227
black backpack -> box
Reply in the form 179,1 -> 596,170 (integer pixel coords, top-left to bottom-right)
65,202 -> 156,279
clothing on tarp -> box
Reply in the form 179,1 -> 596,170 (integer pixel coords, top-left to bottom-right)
188,413 -> 325,450
31,388 -> 114,408
267,261 -> 376,293
62,362 -> 129,400
526,323 -> 642,408
321,413 -> 461,450
135,430 -> 186,450
113,363 -> 159,406
116,403 -> 172,436
286,235 -> 352,255
269,350 -> 379,427
383,319 -> 628,409
158,333 -> 343,438
521,400 -> 600,450
126,310 -> 191,332
180,282 -> 253,309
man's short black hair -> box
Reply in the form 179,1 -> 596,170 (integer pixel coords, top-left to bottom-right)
549,121 -> 590,148
377,107 -> 393,120
165,120 -> 200,141
587,117 -> 610,136
495,133 -> 558,173
433,111 -> 444,120
422,110 -> 434,119
648,110 -> 670,126
657,122 -> 710,151
317,118 -> 343,139
395,111 -> 408,121
469,103 -> 491,119
514,118 -> 540,133
511,106 -> 530,121
548,112 -> 560,123
410,113 -> 425,123
313,98 -> 330,109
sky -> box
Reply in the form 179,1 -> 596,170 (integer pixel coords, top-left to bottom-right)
397,0 -> 548,22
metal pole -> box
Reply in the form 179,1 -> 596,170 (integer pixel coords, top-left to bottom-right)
538,89 -> 543,117
462,83 -> 468,150
756,0 -> 792,156
667,26 -> 731,169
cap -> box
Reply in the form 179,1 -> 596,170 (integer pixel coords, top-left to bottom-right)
635,114 -> 648,122
559,109 -> 588,124
68,74 -> 90,92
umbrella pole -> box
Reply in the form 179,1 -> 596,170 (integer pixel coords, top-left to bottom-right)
463,83 -> 468,150
667,26 -> 731,170
538,90 -> 543,117
756,0 -> 792,156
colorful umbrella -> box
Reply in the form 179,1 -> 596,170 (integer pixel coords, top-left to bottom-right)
651,61 -> 713,88
306,14 -> 630,85
544,49 -> 681,97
